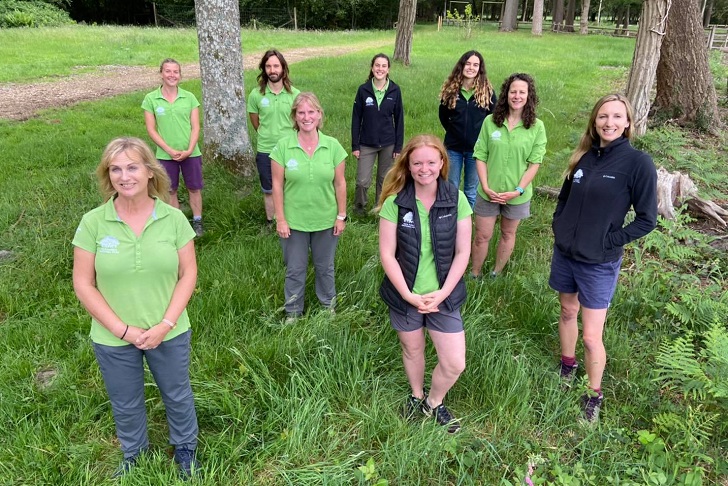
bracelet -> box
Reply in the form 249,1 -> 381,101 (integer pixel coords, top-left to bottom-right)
120,325 -> 129,340
162,318 -> 177,329
515,186 -> 525,195
336,214 -> 347,221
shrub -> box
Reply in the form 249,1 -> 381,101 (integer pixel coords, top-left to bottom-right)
0,0 -> 74,28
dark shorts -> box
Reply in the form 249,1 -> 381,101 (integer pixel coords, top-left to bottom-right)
256,152 -> 273,194
548,248 -> 622,309
160,156 -> 203,191
390,304 -> 463,333
473,193 -> 531,220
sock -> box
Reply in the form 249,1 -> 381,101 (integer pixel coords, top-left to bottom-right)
193,215 -> 202,221
590,387 -> 602,397
561,355 -> 577,367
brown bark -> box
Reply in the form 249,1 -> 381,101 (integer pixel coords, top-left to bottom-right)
532,0 -> 544,34
501,0 -> 520,31
626,0 -> 671,136
194,0 -> 254,175
564,0 -> 576,32
654,0 -> 720,131
579,0 -> 591,34
552,0 -> 565,31
393,0 -> 416,65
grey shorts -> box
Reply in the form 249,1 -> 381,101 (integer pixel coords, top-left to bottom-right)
473,193 -> 531,220
390,304 -> 463,333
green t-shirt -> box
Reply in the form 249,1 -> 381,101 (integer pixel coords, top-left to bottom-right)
460,88 -> 474,101
380,189 -> 472,294
72,197 -> 196,346
270,131 -> 348,232
247,84 -> 301,153
141,87 -> 202,160
373,79 -> 389,107
473,114 -> 547,205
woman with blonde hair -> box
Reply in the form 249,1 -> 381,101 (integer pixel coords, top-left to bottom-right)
550,94 -> 657,422
73,137 -> 201,478
378,134 -> 472,433
439,50 -> 496,207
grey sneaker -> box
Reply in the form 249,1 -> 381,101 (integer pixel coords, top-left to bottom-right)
560,361 -> 579,386
580,392 -> 603,423
191,219 -> 204,237
174,446 -> 201,479
421,399 -> 461,434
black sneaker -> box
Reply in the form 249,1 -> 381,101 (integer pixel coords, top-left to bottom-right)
580,392 -> 603,423
421,399 -> 461,434
402,390 -> 428,420
560,361 -> 579,386
111,453 -> 140,479
191,219 -> 204,238
174,446 -> 201,479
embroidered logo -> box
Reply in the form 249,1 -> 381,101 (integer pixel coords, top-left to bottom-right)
438,213 -> 453,219
402,211 -> 415,229
365,96 -> 375,106
261,97 -> 270,107
99,236 -> 120,254
155,107 -> 165,115
573,169 -> 584,184
491,130 -> 502,141
286,159 -> 300,171
602,174 -> 615,179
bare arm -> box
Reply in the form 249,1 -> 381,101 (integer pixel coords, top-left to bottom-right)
73,247 -> 145,344
144,110 -> 180,159
379,218 -> 428,310
179,107 -> 201,160
333,160 -> 347,236
249,112 -> 260,132
476,158 -> 504,203
271,160 -> 289,238
499,162 -> 541,203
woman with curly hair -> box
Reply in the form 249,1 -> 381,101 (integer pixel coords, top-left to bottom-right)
439,50 -> 496,208
471,73 -> 547,278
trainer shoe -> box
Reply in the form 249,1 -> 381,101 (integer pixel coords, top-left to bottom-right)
560,361 -> 579,386
174,446 -> 201,479
191,219 -> 204,238
580,392 -> 603,423
111,452 -> 142,479
421,398 -> 461,434
402,389 -> 428,419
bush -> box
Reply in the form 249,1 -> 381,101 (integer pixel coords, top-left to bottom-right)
0,0 -> 74,28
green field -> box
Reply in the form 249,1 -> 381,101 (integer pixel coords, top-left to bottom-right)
0,24 -> 726,485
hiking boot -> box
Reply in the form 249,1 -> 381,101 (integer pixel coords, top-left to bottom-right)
111,452 -> 141,479
191,219 -> 204,238
580,392 -> 603,423
421,399 -> 461,434
560,361 -> 579,386
402,389 -> 428,420
174,446 -> 201,479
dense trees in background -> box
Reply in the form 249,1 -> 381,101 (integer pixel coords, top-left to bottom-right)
15,0 -> 728,27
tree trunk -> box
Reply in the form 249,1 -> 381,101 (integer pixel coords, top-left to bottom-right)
552,0 -> 565,31
579,0 -> 590,33
501,0 -> 520,31
703,0 -> 714,27
655,0 -> 719,131
393,0 -> 416,65
564,0 -> 576,32
194,0 -> 253,175
625,0 -> 671,136
532,0 -> 544,34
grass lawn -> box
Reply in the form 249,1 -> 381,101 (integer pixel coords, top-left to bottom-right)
0,24 -> 726,485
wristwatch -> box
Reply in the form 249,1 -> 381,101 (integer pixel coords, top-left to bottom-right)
336,214 -> 348,221
515,186 -> 525,195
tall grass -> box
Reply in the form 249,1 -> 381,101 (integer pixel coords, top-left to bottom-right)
0,25 -> 725,485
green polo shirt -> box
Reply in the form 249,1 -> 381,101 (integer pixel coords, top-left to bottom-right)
247,84 -> 301,153
141,87 -> 202,160
473,114 -> 547,205
380,190 -> 472,294
460,88 -> 474,100
270,131 -> 347,232
373,79 -> 389,107
73,197 -> 196,346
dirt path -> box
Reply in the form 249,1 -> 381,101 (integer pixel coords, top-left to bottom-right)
0,42 -> 389,121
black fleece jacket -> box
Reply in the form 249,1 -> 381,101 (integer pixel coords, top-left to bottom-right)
351,80 -> 404,153
552,137 -> 658,264
438,91 -> 497,152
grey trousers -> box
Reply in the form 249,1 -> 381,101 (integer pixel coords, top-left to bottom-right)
93,330 -> 198,458
280,228 -> 339,315
355,144 -> 395,210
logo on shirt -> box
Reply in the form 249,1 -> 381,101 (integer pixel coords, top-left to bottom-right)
286,159 -> 300,171
438,212 -> 453,219
365,96 -> 375,106
401,211 -> 415,229
99,236 -> 120,254
573,169 -> 584,184
602,174 -> 615,180
491,130 -> 502,141
156,107 -> 166,116
261,97 -> 270,107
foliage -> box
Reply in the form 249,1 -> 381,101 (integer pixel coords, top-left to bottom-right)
445,4 -> 479,39
0,0 -> 74,27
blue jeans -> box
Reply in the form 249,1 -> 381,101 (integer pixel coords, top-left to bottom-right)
447,150 -> 477,208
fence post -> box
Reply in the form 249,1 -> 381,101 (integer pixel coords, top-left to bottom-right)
152,2 -> 158,27
294,7 -> 298,30
707,25 -> 715,49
